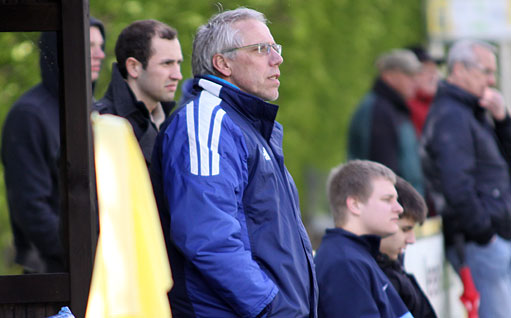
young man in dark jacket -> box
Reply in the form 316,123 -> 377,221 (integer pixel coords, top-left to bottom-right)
377,176 -> 437,318
2,18 -> 106,273
422,39 -> 511,318
315,160 -> 412,318
150,7 -> 317,317
95,19 -> 182,166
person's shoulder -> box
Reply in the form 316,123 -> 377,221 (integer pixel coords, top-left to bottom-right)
429,96 -> 471,124
354,91 -> 378,113
93,96 -> 114,114
316,232 -> 367,264
6,84 -> 57,120
161,98 -> 244,153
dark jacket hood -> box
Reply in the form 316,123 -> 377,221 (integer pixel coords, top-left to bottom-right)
39,18 -> 106,99
39,32 -> 59,98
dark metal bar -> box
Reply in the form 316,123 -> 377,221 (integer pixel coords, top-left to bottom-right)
0,274 -> 70,304
59,0 -> 95,316
0,3 -> 60,32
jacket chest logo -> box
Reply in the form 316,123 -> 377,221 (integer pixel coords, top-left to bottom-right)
262,147 -> 271,161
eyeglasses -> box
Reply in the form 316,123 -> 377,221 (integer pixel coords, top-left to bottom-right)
464,62 -> 495,76
223,43 -> 282,55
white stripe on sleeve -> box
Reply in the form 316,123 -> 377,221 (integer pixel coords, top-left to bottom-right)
187,91 -> 223,176
210,109 -> 226,175
186,101 -> 198,175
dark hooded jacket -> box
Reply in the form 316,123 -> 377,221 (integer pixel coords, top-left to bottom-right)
1,32 -> 64,273
376,253 -> 437,318
94,63 -> 174,165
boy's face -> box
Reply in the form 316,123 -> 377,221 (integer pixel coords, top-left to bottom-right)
358,177 -> 403,237
379,216 -> 416,260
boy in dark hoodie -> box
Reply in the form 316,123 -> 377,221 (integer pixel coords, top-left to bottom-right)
377,176 -> 437,317
1,17 -> 106,273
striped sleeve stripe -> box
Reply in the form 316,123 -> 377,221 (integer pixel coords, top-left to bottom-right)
198,78 -> 222,97
186,100 -> 198,175
186,91 -> 224,176
211,109 -> 226,175
198,94 -> 215,176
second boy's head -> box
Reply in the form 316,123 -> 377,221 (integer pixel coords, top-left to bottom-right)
380,176 -> 427,260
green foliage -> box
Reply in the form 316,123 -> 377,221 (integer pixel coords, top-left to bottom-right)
0,0 -> 425,272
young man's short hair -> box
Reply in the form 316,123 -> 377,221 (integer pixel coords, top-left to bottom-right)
395,176 -> 427,224
327,160 -> 396,226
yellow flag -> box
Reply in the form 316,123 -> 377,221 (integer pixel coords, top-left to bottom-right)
86,113 -> 172,317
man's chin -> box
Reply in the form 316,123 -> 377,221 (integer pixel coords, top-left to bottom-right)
162,96 -> 175,103
264,91 -> 279,102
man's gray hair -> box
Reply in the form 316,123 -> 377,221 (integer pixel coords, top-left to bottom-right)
192,7 -> 267,77
375,49 -> 422,75
447,39 -> 496,74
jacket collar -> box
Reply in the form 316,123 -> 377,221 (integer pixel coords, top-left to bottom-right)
376,252 -> 402,271
373,77 -> 410,114
436,80 -> 484,115
194,76 -> 279,141
327,227 -> 381,258
104,63 -> 175,118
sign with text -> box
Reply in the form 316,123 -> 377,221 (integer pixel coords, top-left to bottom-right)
427,0 -> 511,40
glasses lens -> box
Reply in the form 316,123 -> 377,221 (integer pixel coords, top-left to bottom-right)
273,44 -> 282,55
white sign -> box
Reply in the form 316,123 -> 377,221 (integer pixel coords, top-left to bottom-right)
427,0 -> 511,40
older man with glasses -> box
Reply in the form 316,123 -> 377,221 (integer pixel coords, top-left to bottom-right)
422,39 -> 511,318
150,7 -> 317,318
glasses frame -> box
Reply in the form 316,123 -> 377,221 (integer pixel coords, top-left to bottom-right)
222,42 -> 282,55
464,61 -> 495,76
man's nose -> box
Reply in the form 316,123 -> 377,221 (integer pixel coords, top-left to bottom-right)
406,231 -> 416,245
394,201 -> 403,215
488,74 -> 496,87
270,49 -> 283,66
171,66 -> 183,81
92,46 -> 105,59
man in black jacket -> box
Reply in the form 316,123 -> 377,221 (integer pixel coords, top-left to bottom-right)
95,20 -> 183,166
1,18 -> 106,273
377,176 -> 437,318
422,39 -> 511,318
348,49 -> 425,195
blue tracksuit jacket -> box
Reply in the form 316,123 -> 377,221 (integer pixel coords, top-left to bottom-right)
315,228 -> 413,318
151,76 -> 318,317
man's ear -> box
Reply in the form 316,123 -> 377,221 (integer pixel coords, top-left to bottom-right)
126,57 -> 142,79
451,62 -> 467,77
212,53 -> 232,77
346,196 -> 362,216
